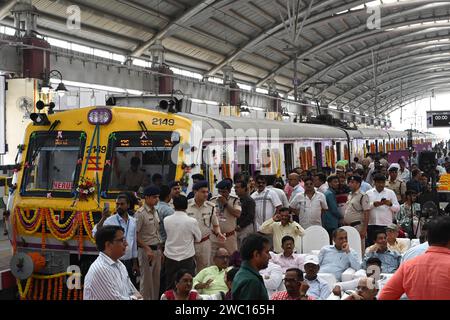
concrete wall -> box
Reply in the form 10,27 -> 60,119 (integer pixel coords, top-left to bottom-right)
1,78 -> 35,165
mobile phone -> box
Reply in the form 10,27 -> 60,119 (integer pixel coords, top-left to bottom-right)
381,198 -> 386,202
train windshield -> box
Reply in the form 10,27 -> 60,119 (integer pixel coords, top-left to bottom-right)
102,131 -> 177,196
21,131 -> 85,197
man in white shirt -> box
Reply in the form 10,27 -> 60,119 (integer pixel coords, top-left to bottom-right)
313,173 -> 328,194
251,175 -> 282,230
398,159 -> 410,182
259,260 -> 284,298
366,174 -> 400,246
84,225 -> 142,300
93,194 -> 139,287
303,255 -> 331,300
163,195 -> 202,290
266,175 -> 289,208
289,176 -> 328,229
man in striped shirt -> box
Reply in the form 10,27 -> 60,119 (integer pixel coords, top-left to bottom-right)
84,225 -> 142,300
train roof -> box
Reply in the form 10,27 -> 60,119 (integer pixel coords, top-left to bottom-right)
182,114 -> 348,140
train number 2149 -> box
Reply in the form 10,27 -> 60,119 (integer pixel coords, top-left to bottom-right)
152,118 -> 175,126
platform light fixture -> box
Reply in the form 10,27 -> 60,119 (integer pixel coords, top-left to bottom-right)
239,100 -> 250,117
41,69 -> 68,97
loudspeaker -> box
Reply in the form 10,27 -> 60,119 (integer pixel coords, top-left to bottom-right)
418,151 -> 437,175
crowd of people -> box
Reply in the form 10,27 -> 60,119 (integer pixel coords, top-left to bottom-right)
83,149 -> 450,300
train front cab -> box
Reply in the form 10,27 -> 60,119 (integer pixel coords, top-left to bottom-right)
9,106 -> 192,300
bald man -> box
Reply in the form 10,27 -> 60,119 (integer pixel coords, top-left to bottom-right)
344,277 -> 378,300
284,173 -> 304,201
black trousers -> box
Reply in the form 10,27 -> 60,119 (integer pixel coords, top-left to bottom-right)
164,256 -> 196,290
367,225 -> 387,247
121,258 -> 138,290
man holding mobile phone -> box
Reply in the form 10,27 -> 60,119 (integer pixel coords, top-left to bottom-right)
366,174 -> 400,247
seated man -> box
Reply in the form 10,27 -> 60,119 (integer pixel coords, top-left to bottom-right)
385,224 -> 409,254
364,230 -> 401,274
259,207 -> 305,253
200,266 -> 239,300
318,228 -> 361,281
259,260 -> 284,298
271,268 -> 313,300
333,257 -> 387,298
120,156 -> 149,191
343,277 -> 378,300
193,248 -> 231,295
270,235 -> 305,273
303,255 -> 331,300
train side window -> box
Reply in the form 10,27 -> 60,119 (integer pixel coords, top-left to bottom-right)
21,131 -> 85,197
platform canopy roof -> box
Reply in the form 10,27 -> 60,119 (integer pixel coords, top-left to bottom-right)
1,0 -> 448,115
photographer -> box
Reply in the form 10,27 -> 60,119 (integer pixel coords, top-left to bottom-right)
396,189 -> 421,238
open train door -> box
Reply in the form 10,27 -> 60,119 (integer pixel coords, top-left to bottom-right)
314,142 -> 323,169
284,144 -> 293,175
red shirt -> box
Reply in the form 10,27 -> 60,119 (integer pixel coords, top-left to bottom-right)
378,246 -> 450,300
271,291 -> 314,300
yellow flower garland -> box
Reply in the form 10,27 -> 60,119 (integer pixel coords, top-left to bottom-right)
17,278 -> 32,300
16,272 -> 82,300
19,207 -> 40,225
48,208 -> 77,228
15,209 -> 43,235
15,207 -> 97,243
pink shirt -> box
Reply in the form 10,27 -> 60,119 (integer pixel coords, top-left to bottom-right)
270,252 -> 306,273
271,291 -> 314,300
378,246 -> 450,300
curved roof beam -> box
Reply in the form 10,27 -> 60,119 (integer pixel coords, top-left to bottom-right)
356,74 -> 450,111
329,52 -> 450,105
131,0 -> 226,57
372,70 -> 450,112
256,1 -> 450,87
346,65 -> 450,109
205,0 -> 371,76
0,0 -> 18,21
380,83 -> 450,115
318,44 -> 450,101
289,24 -> 450,92
286,35 -> 450,95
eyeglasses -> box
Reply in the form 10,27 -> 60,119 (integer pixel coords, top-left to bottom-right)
113,237 -> 127,243
283,278 -> 300,283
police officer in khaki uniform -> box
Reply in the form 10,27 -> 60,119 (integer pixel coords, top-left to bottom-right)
210,180 -> 242,261
135,186 -> 161,300
385,165 -> 407,204
344,175 -> 371,255
186,181 -> 225,272
168,180 -> 182,209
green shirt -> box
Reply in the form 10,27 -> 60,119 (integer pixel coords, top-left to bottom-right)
232,261 -> 269,300
193,266 -> 230,295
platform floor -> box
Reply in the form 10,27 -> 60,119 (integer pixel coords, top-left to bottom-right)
0,222 -> 12,271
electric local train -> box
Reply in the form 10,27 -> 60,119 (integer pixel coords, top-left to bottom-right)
6,105 -> 434,299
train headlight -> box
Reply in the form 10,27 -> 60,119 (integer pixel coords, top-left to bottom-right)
30,113 -> 50,125
171,131 -> 180,143
88,108 -> 112,125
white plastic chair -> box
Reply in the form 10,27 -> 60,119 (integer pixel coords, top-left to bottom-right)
317,273 -> 337,288
302,225 -> 330,254
396,238 -> 411,251
341,226 -> 362,262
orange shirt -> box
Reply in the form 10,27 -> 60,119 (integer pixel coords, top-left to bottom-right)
378,246 -> 450,300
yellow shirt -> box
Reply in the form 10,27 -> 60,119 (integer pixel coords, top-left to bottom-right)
259,218 -> 305,253
192,265 -> 231,295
